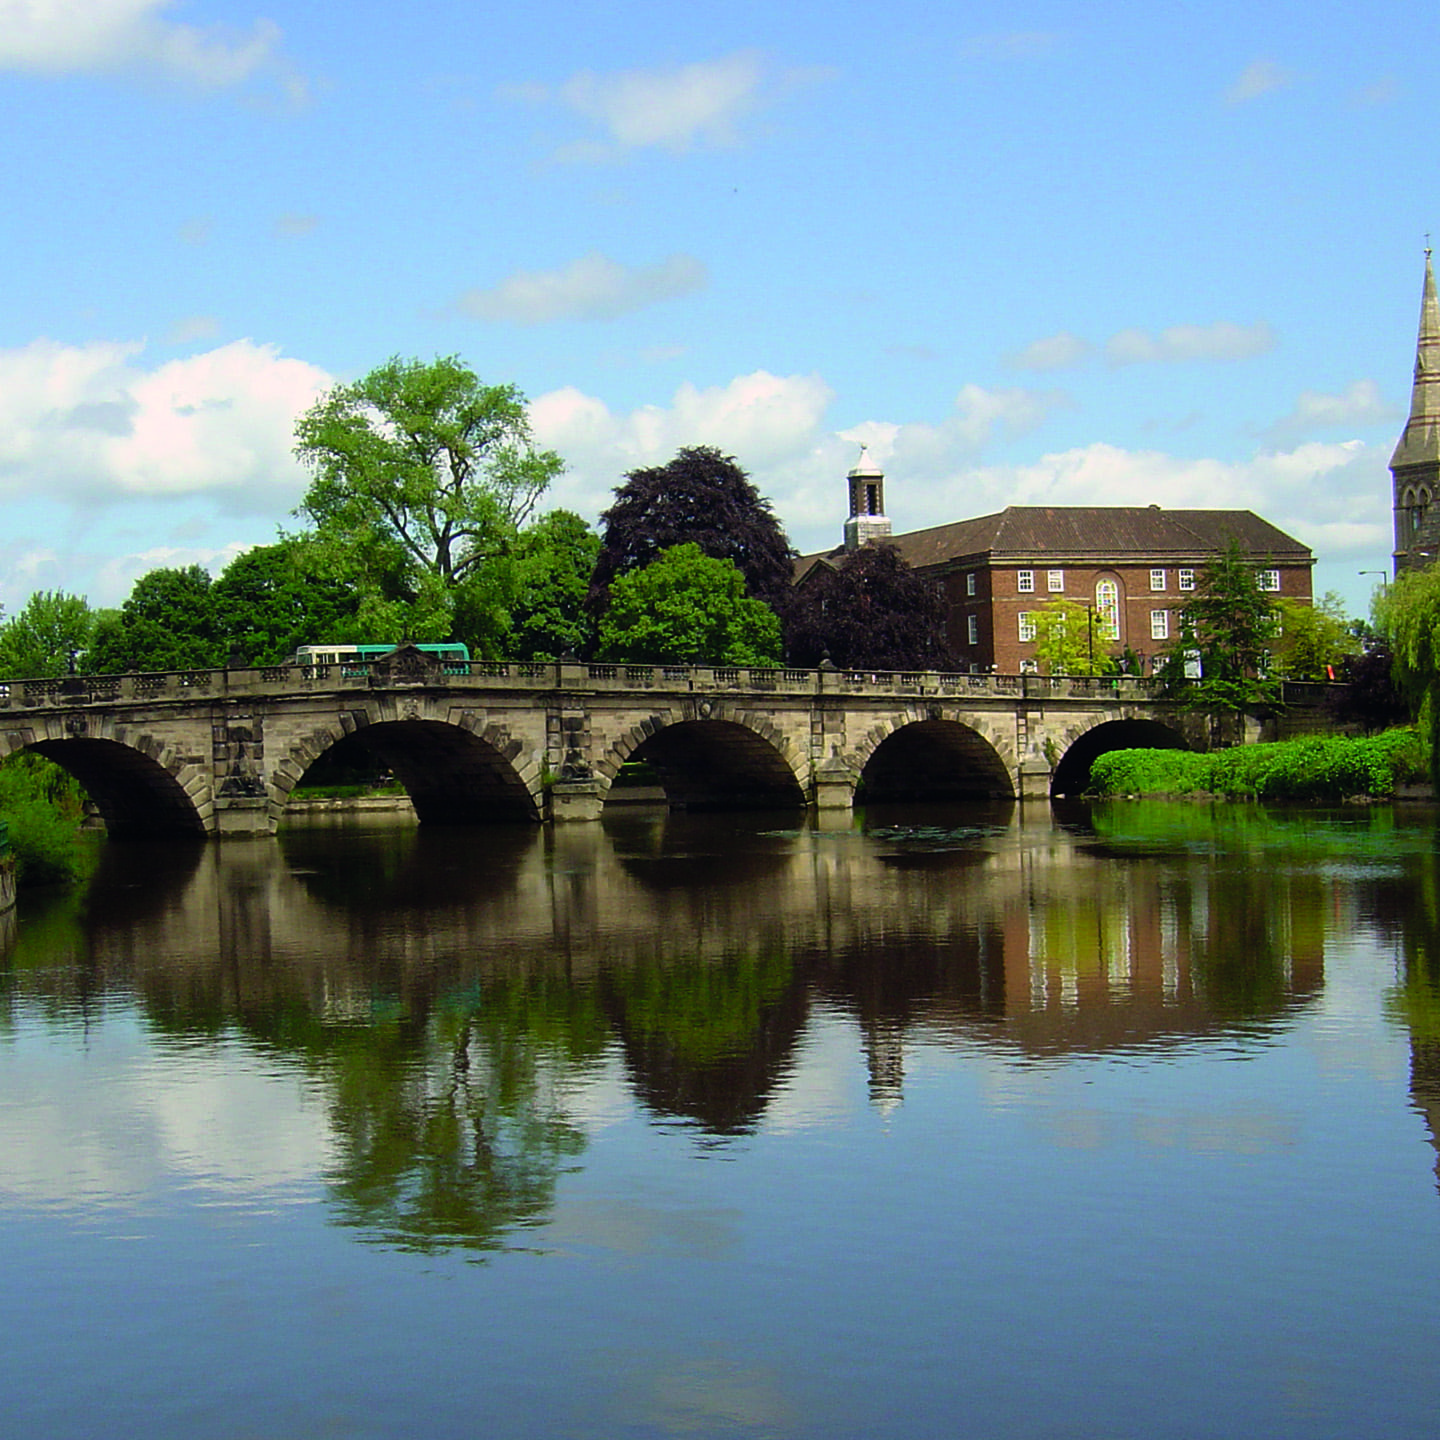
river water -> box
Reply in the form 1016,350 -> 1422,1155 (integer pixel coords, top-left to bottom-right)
2,801 -> 1439,1440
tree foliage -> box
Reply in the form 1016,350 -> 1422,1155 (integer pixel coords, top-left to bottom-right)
588,447 -> 795,615
1328,638 -> 1409,734
1158,541 -> 1280,712
597,544 -> 782,666
1030,598 -> 1118,677
293,355 -> 563,651
0,591 -> 96,679
88,565 -> 222,673
209,542 -> 362,666
785,544 -> 955,671
1374,564 -> 1440,763
1273,592 -> 1359,681
507,510 -> 600,660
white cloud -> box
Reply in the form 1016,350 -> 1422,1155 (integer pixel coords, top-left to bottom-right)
1007,331 -> 1092,371
960,32 -> 1061,60
1105,321 -> 1275,366
274,212 -> 319,238
1352,76 -> 1400,107
459,252 -> 707,324
511,51 -> 822,160
529,375 -> 1067,547
0,336 -> 332,511
164,314 -> 221,344
1270,379 -> 1396,435
0,0 -> 288,89
1224,59 -> 1293,105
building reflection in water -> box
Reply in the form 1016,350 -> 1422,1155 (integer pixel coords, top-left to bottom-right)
1,800 -> 1382,1251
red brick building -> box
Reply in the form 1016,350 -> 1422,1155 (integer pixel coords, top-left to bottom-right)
798,450 -> 1314,673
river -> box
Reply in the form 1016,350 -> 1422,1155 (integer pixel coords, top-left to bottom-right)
2,801 -> 1438,1439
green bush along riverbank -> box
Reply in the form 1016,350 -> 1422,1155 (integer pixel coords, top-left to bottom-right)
1088,728 -> 1425,803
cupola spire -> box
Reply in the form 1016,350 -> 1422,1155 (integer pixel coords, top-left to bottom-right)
843,445 -> 892,551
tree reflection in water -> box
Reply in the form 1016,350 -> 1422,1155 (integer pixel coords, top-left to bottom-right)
8,801 -> 1420,1253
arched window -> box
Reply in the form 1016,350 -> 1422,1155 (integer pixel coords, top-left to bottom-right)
1096,579 -> 1120,641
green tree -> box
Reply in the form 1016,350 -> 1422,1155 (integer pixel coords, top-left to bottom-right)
1376,563 -> 1440,763
292,355 -> 563,651
1274,592 -> 1360,681
598,544 -> 782,666
87,566 -> 221,673
507,510 -> 600,660
1030,598 -> 1117,677
209,542 -> 363,666
1158,540 -> 1280,712
0,591 -> 96,679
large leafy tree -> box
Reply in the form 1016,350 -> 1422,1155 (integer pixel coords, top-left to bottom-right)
785,543 -> 954,671
507,510 -> 601,661
293,356 -> 563,651
597,544 -> 782,666
0,591 -> 97,679
88,566 -> 222,673
1274,592 -> 1360,681
588,446 -> 795,615
1158,540 -> 1280,712
209,543 -> 362,666
1030,598 -> 1118,677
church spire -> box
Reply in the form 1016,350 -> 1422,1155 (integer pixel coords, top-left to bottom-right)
1391,246 -> 1440,571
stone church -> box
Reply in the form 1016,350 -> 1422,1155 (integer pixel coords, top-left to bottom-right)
1391,248 -> 1440,572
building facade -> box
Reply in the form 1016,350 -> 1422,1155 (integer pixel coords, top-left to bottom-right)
799,458 -> 1314,674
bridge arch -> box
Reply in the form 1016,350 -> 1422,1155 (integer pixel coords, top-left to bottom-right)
599,706 -> 807,811
1048,716 -> 1192,797
853,709 -> 1016,802
1,729 -> 209,837
274,706 -> 544,824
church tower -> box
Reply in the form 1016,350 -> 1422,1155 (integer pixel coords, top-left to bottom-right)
1391,247 -> 1440,572
843,446 -> 892,552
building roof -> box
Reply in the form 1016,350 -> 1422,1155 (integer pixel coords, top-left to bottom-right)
797,505 -> 1312,579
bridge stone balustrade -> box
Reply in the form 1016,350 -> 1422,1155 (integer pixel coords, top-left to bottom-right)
0,651 -> 1307,838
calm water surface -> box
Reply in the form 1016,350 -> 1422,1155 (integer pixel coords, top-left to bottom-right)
2,801 -> 1439,1439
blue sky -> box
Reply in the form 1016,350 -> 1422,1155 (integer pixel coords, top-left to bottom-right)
1,0 -> 1435,620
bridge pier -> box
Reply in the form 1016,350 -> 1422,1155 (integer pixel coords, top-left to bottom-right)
548,778 -> 606,823
212,796 -> 273,837
1016,758 -> 1055,800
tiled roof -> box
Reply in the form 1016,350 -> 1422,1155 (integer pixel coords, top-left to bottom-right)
796,506 -> 1311,575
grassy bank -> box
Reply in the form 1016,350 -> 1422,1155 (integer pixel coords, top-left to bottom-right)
1088,728 -> 1425,802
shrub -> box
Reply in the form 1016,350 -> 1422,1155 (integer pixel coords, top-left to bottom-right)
1087,729 -> 1424,802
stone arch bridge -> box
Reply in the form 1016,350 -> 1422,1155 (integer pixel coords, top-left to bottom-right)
0,650 -> 1322,838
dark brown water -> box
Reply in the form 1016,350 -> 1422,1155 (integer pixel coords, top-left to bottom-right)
2,801 -> 1439,1438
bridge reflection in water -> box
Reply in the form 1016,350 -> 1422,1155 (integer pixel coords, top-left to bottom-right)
0,803 -> 1363,1254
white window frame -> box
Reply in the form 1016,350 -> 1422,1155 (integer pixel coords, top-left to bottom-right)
1150,568 -> 1166,592
1150,610 -> 1169,641
966,571 -> 977,597
1047,569 -> 1064,593
1178,568 -> 1195,591
966,614 -> 979,646
1095,579 -> 1120,641
1260,569 -> 1281,592
1017,569 -> 1035,594
1018,611 -> 1036,642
